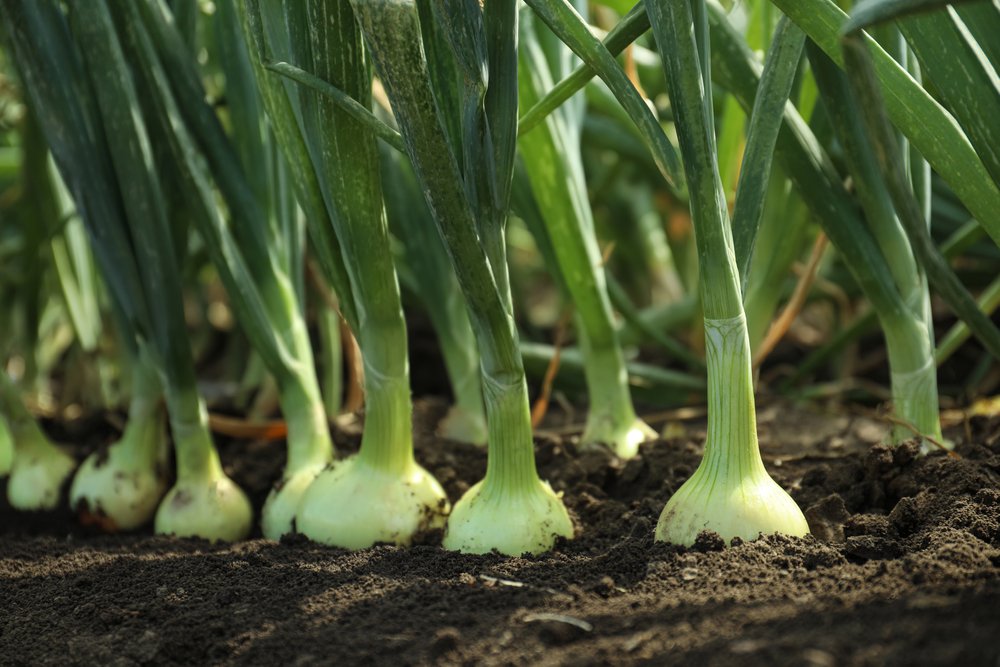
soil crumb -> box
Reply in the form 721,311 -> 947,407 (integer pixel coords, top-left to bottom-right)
2,400 -> 999,666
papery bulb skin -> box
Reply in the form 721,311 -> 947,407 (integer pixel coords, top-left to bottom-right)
155,474 -> 253,542
443,479 -> 573,555
296,456 -> 449,549
655,314 -> 808,546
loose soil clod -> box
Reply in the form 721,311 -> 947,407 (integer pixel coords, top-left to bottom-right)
2,400 -> 998,666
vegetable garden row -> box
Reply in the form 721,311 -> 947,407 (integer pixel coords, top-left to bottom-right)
0,0 -> 998,559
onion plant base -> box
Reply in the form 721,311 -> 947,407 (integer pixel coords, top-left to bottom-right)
655,465 -> 809,546
6,429 -> 76,511
296,456 -> 449,550
890,359 -> 947,454
154,475 -> 253,542
654,316 -> 809,547
442,479 -> 574,556
437,406 -> 489,446
69,362 -> 170,531
69,435 -> 168,532
260,463 -> 327,541
580,415 -> 657,460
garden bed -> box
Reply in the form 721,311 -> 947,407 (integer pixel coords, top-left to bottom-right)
3,399 -> 999,666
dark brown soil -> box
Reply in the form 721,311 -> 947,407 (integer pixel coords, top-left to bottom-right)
2,399 -> 999,666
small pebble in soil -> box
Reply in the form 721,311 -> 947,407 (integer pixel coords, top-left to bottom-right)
730,639 -> 766,654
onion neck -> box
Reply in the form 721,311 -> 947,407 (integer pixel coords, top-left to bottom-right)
478,369 -> 541,499
698,313 -> 768,484
164,385 -> 224,484
277,370 -> 334,474
883,314 -> 943,443
577,319 -> 643,447
355,358 -> 414,475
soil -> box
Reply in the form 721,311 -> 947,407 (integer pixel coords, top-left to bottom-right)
2,398 -> 1000,666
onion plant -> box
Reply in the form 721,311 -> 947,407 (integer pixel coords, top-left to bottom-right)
523,0 -> 1000,450
1,0 -> 253,541
706,0 -> 1000,449
10,109 -> 121,410
518,0 -> 808,544
345,0 -> 572,555
381,148 -> 488,445
837,10 -> 1000,429
113,0 -> 339,540
643,1 -> 809,545
0,372 -> 75,510
239,0 -> 449,549
15,111 -> 173,531
0,109 -> 86,512
4,0 -> 1000,559
808,44 -> 942,447
70,354 -> 169,531
517,8 -> 654,458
